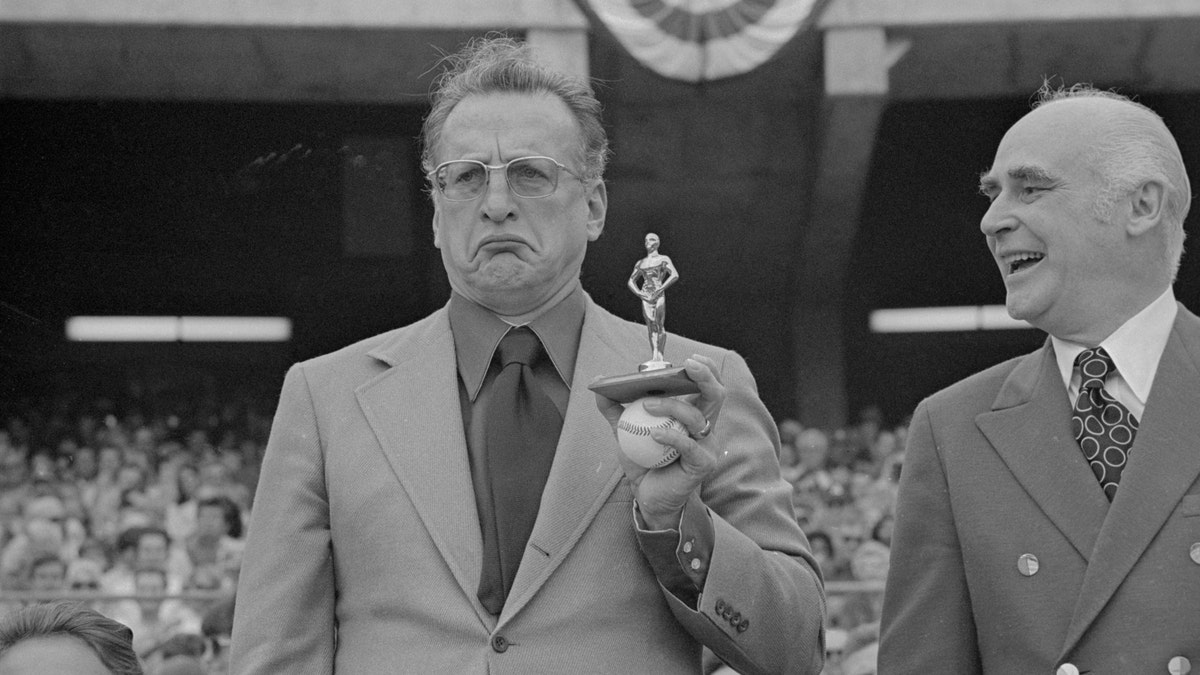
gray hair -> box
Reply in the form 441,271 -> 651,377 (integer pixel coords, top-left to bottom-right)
420,36 -> 610,181
1034,82 -> 1191,278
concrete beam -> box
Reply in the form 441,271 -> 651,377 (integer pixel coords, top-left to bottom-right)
528,28 -> 590,80
0,0 -> 592,100
792,26 -> 896,427
0,0 -> 588,30
820,0 -> 1200,28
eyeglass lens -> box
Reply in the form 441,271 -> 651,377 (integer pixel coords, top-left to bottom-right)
437,157 -> 560,200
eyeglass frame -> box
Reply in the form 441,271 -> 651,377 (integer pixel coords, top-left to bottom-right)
426,155 -> 588,201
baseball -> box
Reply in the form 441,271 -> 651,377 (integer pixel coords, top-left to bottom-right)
616,398 -> 684,469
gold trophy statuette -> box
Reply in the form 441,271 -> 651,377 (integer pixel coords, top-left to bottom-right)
588,233 -> 700,403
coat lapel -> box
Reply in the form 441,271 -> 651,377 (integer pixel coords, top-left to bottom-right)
355,310 -> 489,625
975,341 -> 1110,561
500,298 -> 632,622
1062,306 -> 1200,653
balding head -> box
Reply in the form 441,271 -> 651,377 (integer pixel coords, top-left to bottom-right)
1032,85 -> 1190,278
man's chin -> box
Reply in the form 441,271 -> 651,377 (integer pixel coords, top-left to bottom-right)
1004,293 -> 1045,327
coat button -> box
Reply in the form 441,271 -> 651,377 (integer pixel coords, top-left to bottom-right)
1017,553 -> 1039,577
1190,543 -> 1200,565
715,599 -> 726,613
1169,655 -> 1191,675
737,618 -> 750,633
491,635 -> 509,653
730,611 -> 742,625
1056,664 -> 1080,675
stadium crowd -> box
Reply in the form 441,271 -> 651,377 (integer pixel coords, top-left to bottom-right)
0,381 -> 898,675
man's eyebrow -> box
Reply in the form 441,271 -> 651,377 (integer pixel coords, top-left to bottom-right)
978,171 -> 998,193
1007,165 -> 1056,183
978,164 -> 1057,193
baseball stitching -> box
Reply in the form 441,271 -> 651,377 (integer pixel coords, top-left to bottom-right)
617,417 -> 681,436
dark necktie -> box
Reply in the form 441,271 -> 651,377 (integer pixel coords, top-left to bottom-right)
477,327 -> 563,614
1071,347 -> 1139,502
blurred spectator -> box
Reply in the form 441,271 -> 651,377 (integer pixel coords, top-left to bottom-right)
0,600 -> 143,674
200,597 -> 234,674
194,461 -> 249,514
185,497 -> 244,593
1,495 -> 75,589
66,445 -> 99,483
142,633 -> 207,675
807,530 -> 836,580
67,557 -> 106,593
135,528 -> 189,593
101,527 -> 145,595
108,567 -> 201,656
162,461 -> 201,544
29,553 -> 68,595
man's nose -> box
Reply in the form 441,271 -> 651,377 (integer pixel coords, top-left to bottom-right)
481,167 -> 516,223
980,198 -> 1017,237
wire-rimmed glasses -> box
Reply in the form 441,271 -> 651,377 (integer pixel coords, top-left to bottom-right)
428,155 -> 585,201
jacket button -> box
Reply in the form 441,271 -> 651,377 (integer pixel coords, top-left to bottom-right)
1017,553 -> 1039,576
715,599 -> 726,613
737,618 -> 750,633
491,635 -> 509,653
730,611 -> 742,625
1190,543 -> 1200,565
1169,655 -> 1191,675
1056,664 -> 1079,675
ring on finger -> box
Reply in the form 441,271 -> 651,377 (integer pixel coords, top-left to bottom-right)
692,418 -> 713,440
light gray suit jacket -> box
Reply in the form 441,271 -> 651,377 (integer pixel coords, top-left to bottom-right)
231,295 -> 825,674
880,304 -> 1200,674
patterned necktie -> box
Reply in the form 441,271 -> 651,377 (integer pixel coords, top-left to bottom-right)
1071,347 -> 1139,502
477,327 -> 563,615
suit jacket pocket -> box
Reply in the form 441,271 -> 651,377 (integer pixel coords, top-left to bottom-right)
1179,493 -> 1200,517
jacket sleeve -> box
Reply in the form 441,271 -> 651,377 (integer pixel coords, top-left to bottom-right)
878,399 -> 982,674
230,364 -> 336,674
664,350 -> 827,675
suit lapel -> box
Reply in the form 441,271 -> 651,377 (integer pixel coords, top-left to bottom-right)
355,310 -> 489,625
975,341 -> 1110,561
1062,307 -> 1200,653
500,298 -> 631,621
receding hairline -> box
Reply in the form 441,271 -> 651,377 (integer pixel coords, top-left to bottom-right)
433,91 -> 585,159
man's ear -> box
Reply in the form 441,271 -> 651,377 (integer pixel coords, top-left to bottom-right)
1126,178 -> 1166,237
585,180 -> 608,241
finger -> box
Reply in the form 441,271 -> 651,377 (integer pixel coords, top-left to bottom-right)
650,426 -> 716,477
592,388 -> 626,429
683,355 -> 726,422
640,397 -> 708,438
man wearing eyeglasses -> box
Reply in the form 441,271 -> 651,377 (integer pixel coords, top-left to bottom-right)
232,36 -> 824,675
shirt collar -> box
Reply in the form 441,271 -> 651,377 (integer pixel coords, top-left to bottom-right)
1052,287 -> 1177,401
447,285 -> 586,401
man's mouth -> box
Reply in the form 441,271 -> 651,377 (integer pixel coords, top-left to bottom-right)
476,236 -> 529,255
1004,252 -> 1044,275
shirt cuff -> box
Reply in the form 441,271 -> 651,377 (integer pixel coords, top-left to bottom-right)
632,492 -> 715,607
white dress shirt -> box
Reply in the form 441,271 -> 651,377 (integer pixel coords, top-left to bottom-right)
1051,287 -> 1178,420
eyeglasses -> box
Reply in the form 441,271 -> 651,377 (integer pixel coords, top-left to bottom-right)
428,156 -> 584,201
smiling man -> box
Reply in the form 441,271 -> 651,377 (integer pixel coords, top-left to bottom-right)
879,85 -> 1198,673
230,37 -> 825,675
